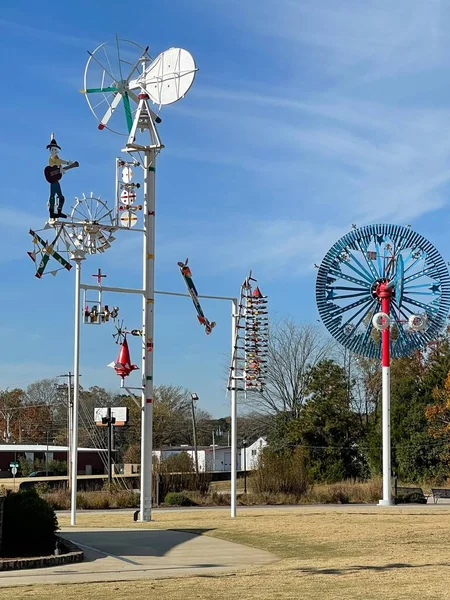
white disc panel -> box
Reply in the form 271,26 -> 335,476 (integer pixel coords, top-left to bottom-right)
120,189 -> 136,205
122,166 -> 133,183
138,48 -> 197,106
120,211 -> 138,228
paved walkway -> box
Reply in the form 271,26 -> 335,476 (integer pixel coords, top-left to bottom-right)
0,527 -> 277,586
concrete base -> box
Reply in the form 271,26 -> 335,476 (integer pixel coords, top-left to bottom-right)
378,499 -> 395,506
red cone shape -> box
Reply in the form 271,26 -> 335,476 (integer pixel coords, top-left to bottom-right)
114,337 -> 139,379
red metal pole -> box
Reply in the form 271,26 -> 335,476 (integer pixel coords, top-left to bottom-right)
381,294 -> 390,367
378,281 -> 393,504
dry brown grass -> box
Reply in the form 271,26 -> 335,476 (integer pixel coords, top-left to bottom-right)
3,505 -> 450,599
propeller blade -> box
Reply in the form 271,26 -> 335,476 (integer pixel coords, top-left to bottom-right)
81,86 -> 119,94
98,92 -> 122,130
122,92 -> 133,133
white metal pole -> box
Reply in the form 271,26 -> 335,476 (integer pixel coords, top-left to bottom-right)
70,260 -> 82,525
212,430 -> 216,472
139,148 -> 155,521
231,298 -> 238,518
380,366 -> 393,505
67,372 -> 72,493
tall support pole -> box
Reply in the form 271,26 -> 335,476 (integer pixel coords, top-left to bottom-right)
67,372 -> 72,493
139,148 -> 155,521
379,287 -> 393,506
71,260 -> 82,525
107,407 -> 112,485
191,398 -> 199,475
231,298 -> 238,518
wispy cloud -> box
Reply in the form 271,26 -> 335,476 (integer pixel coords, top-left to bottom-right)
228,0 -> 446,82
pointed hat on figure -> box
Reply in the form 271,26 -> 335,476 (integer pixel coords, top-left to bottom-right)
108,336 -> 139,379
46,132 -> 61,150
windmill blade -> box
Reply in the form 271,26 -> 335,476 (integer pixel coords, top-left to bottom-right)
122,92 -> 133,133
81,86 -> 119,94
98,92 -> 123,130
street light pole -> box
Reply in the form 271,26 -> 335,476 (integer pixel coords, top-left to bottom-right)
190,393 -> 199,475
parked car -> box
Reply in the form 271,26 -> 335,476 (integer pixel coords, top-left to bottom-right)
27,471 -> 55,477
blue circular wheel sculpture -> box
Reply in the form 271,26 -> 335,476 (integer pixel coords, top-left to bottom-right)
316,224 -> 450,359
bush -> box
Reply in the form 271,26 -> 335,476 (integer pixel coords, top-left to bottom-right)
396,491 -> 427,504
1,489 -> 58,557
160,452 -> 195,474
41,489 -> 139,510
164,492 -> 197,506
252,447 -> 309,495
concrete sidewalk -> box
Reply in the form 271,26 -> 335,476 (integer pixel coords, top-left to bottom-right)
0,527 -> 277,586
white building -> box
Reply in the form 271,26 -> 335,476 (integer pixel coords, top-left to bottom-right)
240,437 -> 268,471
152,437 -> 267,473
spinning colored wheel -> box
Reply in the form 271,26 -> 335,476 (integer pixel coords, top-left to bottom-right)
316,224 -> 450,359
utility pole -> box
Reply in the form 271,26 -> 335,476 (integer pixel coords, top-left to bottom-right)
57,372 -> 74,492
212,430 -> 216,472
102,407 -> 116,484
190,393 -> 199,474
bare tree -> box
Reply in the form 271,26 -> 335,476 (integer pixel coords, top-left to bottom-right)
245,319 -> 333,419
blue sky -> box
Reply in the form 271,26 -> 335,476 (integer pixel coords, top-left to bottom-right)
1,0 -> 450,417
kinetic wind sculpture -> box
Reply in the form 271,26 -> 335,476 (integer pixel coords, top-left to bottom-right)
177,259 -> 216,334
115,159 -> 143,229
81,38 -> 197,135
83,268 -> 119,325
316,224 -> 450,504
228,272 -> 269,394
44,134 -> 79,219
77,36 -> 197,524
28,192 -> 117,278
108,324 -> 140,380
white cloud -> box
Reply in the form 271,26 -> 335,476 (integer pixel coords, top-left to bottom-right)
229,0 -> 446,81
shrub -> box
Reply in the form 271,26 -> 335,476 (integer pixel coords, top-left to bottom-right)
164,491 -> 197,506
160,452 -> 195,474
396,491 -> 427,504
1,489 -> 58,557
252,447 -> 309,495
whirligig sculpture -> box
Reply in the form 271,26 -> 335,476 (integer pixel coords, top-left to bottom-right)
316,223 -> 450,504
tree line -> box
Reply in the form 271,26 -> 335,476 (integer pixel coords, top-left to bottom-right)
2,318 -> 450,482
247,319 -> 450,483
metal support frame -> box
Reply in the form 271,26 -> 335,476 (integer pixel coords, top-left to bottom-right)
72,269 -> 239,524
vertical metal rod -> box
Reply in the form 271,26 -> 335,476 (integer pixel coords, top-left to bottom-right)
191,398 -> 199,474
379,293 -> 393,506
70,260 -> 81,526
212,430 -> 216,472
67,373 -> 72,492
231,298 -> 238,518
46,431 -> 49,475
244,445 -> 247,494
107,407 -> 112,485
139,149 -> 155,521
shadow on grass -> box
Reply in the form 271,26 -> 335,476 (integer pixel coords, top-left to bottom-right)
61,528 -> 216,564
295,561 -> 450,575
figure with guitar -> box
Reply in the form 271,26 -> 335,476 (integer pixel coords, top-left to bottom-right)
44,135 -> 79,219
